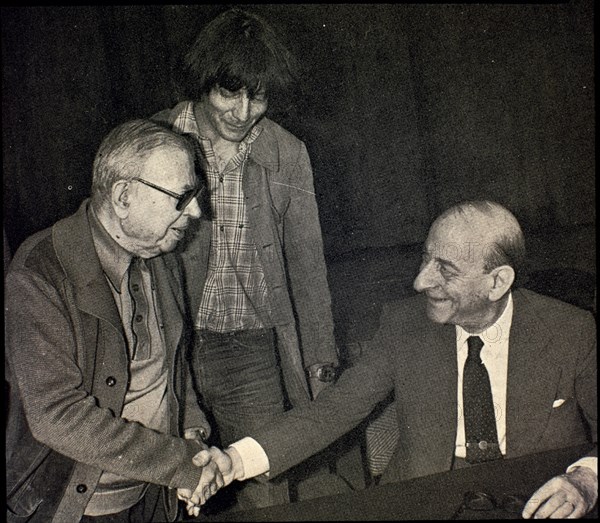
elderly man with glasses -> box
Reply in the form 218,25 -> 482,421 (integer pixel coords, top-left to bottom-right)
5,119 -> 224,523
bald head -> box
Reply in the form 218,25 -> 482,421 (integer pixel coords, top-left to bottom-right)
414,201 -> 525,330
434,201 -> 526,277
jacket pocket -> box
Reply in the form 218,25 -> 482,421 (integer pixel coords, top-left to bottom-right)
6,472 -> 43,522
6,448 -> 75,523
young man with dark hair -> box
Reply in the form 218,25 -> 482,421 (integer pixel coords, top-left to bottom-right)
5,119 -> 223,523
152,8 -> 339,510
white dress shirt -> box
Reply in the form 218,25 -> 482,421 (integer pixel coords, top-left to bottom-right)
231,292 -> 597,478
454,293 -> 513,458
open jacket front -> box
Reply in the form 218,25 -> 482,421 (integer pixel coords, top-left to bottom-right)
5,201 -> 209,523
153,103 -> 339,406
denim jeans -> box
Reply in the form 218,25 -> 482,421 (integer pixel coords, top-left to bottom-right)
191,328 -> 290,510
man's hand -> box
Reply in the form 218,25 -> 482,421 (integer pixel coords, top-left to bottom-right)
180,446 -> 245,517
522,466 -> 598,519
192,446 -> 245,486
307,363 -> 337,400
184,426 -> 209,443
177,430 -> 220,518
176,449 -> 224,518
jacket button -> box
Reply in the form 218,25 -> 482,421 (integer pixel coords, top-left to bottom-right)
76,484 -> 87,493
106,376 -> 117,387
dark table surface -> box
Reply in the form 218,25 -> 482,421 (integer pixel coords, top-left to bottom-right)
205,444 -> 596,521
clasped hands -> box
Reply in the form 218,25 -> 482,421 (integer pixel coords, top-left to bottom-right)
177,446 -> 242,517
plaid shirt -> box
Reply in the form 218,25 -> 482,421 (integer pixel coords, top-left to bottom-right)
172,102 -> 273,331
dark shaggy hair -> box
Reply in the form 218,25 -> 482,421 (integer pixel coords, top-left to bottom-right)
176,8 -> 297,101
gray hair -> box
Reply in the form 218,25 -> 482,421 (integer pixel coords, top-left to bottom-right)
90,119 -> 196,212
438,200 -> 526,278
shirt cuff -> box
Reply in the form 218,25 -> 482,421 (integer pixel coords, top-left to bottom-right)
566,456 -> 598,476
228,437 -> 270,480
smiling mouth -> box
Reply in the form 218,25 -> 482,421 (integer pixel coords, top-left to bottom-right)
225,122 -> 248,131
427,295 -> 449,303
171,226 -> 187,236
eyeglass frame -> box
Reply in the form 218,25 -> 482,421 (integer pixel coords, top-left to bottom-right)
131,177 -> 203,211
450,491 -> 527,519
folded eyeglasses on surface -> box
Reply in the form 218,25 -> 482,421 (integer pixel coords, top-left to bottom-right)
450,491 -> 528,519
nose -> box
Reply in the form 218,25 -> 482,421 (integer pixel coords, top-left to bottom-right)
183,196 -> 202,219
413,260 -> 438,293
231,93 -> 251,122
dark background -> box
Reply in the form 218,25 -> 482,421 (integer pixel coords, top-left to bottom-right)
1,1 -> 595,498
2,3 -> 595,333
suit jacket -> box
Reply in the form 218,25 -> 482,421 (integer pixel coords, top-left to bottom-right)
152,102 -> 339,406
252,289 -> 597,483
5,201 -> 210,523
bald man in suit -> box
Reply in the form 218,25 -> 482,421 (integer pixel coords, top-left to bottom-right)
186,201 -> 597,519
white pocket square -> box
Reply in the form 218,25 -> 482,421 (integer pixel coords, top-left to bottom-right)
552,399 -> 566,408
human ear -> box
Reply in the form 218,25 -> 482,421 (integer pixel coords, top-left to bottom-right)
488,265 -> 515,301
112,180 -> 131,219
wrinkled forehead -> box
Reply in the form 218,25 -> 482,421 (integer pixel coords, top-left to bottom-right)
144,145 -> 195,183
425,214 -> 495,265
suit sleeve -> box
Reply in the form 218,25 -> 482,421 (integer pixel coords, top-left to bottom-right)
575,311 -> 597,456
251,345 -> 396,477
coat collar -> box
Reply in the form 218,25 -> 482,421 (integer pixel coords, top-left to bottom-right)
172,101 -> 281,172
52,200 -> 123,331
52,200 -> 184,351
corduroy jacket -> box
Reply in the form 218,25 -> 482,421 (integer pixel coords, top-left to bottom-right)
5,201 -> 210,522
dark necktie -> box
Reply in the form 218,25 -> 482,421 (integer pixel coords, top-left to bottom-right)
128,257 -> 151,360
463,335 -> 503,463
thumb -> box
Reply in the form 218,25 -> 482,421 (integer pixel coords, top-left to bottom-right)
192,449 -> 212,467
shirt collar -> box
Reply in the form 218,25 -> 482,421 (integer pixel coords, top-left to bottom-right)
89,206 -> 132,292
173,101 -> 200,137
456,292 -> 514,346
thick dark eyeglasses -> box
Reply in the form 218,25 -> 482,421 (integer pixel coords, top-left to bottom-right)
450,491 -> 527,519
132,177 -> 202,211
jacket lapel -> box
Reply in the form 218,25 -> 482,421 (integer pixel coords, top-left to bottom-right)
250,119 -> 280,171
505,289 -> 562,457
52,201 -> 123,332
420,323 -> 460,470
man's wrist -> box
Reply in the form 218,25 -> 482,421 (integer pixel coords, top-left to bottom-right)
224,446 -> 244,481
306,363 -> 337,383
228,437 -> 270,480
567,457 -> 598,477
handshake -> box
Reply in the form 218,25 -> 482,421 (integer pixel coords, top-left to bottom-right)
176,444 -> 245,518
